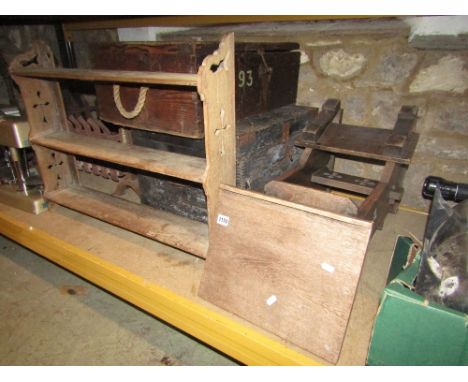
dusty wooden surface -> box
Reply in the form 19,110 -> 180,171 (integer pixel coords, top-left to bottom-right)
264,180 -> 358,216
46,186 -> 208,258
10,68 -> 199,87
302,123 -> 416,165
0,198 -> 427,365
199,186 -> 373,363
33,131 -> 207,184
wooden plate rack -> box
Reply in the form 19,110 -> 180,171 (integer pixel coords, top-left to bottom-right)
9,34 -> 237,259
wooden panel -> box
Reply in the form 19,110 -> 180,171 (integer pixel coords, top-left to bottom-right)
300,122 -> 417,165
11,68 -> 199,87
45,186 -> 208,258
220,185 -> 370,226
264,180 -> 358,216
198,33 -> 237,229
33,131 -> 207,183
9,41 -> 78,194
199,185 -> 373,363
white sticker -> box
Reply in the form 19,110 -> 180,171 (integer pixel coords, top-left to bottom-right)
266,295 -> 277,306
216,214 -> 230,227
321,262 -> 335,273
439,276 -> 459,298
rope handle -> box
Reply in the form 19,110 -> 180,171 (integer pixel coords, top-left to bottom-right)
112,85 -> 149,119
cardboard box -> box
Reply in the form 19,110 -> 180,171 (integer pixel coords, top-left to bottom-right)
367,236 -> 468,366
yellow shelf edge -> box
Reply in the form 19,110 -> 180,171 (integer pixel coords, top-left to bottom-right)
0,210 -> 323,366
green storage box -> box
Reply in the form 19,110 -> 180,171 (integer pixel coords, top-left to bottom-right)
367,236 -> 468,366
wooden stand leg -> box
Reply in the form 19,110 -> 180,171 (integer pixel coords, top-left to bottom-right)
197,33 -> 236,230
9,42 -> 77,195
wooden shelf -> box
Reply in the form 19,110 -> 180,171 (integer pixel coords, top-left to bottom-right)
33,131 -> 207,184
45,186 -> 209,258
11,68 -> 199,87
10,33 -> 236,258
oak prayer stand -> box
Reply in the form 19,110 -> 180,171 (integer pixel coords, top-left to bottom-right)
198,98 -> 419,364
271,98 -> 420,232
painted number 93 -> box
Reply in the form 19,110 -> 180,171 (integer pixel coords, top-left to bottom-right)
238,70 -> 253,88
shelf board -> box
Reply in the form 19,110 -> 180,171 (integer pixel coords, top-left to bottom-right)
45,186 -> 208,258
11,68 -> 198,87
33,131 -> 206,184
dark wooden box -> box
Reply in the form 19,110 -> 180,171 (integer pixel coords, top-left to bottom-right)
91,42 -> 300,138
133,105 -> 317,222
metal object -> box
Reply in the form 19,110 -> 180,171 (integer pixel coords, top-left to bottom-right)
9,147 -> 28,193
0,116 -> 30,148
422,176 -> 468,203
0,115 -> 48,214
0,185 -> 47,214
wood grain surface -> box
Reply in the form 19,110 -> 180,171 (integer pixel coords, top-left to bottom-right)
11,68 -> 199,86
33,131 -> 207,184
301,123 -> 417,165
264,180 -> 358,216
46,186 -> 208,258
198,33 -> 237,230
199,186 -> 373,363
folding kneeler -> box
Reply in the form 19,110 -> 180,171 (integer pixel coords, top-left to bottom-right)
199,99 -> 419,364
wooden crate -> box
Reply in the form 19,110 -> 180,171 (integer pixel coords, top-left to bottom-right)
92,42 -> 300,138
